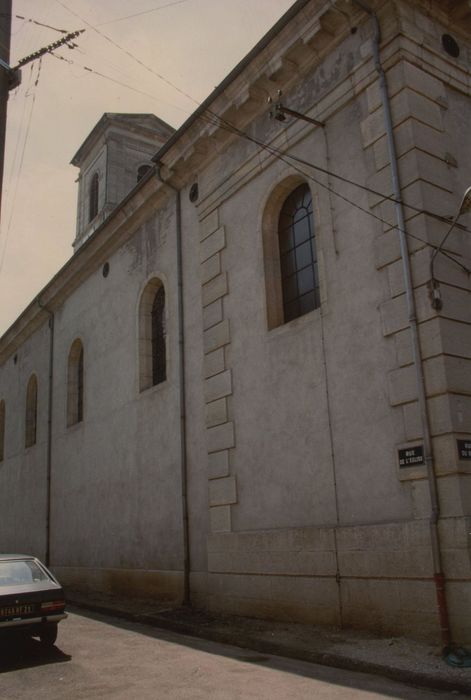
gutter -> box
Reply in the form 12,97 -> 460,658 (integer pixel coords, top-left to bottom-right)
351,0 -> 450,647
155,166 -> 190,607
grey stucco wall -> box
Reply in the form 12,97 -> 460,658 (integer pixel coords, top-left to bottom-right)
50,198 -> 186,574
1,0 -> 470,642
193,57 -> 415,534
0,322 -> 50,558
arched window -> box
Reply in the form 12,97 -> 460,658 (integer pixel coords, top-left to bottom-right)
0,400 -> 5,462
139,279 -> 167,391
89,172 -> 99,222
278,183 -> 320,323
263,181 -> 320,329
67,339 -> 84,426
25,375 -> 38,448
137,164 -> 152,183
152,286 -> 166,385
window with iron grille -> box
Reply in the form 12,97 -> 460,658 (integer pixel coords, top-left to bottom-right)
278,183 -> 320,323
77,346 -> 84,423
139,278 -> 167,392
0,400 -> 5,461
67,339 -> 84,426
25,375 -> 38,448
151,286 -> 166,386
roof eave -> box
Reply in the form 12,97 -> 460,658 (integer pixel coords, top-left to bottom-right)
152,0 -> 311,165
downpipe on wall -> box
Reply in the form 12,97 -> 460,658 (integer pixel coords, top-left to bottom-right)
37,298 -> 54,568
155,164 -> 191,607
351,0 -> 450,647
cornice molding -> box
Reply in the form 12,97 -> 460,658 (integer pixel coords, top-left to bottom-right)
156,0 -> 471,190
155,0 -> 365,187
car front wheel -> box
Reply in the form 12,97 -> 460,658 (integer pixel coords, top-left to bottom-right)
39,623 -> 58,646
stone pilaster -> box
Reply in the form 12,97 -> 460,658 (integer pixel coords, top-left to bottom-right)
360,45 -> 471,645
360,55 -> 471,495
199,209 -> 237,532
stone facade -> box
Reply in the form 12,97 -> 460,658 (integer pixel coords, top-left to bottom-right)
0,0 -> 470,644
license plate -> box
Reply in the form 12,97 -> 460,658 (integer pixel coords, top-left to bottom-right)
0,604 -> 34,618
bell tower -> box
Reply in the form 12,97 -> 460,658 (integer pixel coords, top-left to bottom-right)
71,113 -> 175,250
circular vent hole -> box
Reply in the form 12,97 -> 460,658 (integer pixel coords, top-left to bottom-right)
442,34 -> 460,58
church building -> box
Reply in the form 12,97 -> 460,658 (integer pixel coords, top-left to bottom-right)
1,0 -> 470,645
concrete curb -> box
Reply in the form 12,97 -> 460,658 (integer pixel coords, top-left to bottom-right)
68,598 -> 471,696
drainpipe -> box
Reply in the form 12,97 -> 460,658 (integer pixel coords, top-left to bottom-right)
351,0 -> 450,647
37,298 -> 54,567
155,164 -> 190,607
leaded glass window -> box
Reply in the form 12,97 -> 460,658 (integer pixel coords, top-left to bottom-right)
0,400 -> 4,461
152,286 -> 166,386
25,375 -> 37,448
77,346 -> 84,423
278,184 -> 320,322
67,339 -> 84,426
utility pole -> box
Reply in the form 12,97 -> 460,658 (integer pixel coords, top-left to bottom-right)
12,29 -> 85,70
0,3 -> 82,226
0,0 -> 12,223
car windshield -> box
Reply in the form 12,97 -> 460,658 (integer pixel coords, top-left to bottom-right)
0,560 -> 50,586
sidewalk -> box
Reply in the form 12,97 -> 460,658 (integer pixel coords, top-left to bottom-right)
67,591 -> 471,695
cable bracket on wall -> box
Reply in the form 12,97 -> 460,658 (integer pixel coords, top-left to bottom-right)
268,90 -> 324,127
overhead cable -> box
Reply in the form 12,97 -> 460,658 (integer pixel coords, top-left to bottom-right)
51,1 -> 471,271
55,0 -> 197,107
96,0 -> 191,27
15,15 -> 68,33
0,61 -> 42,275
49,52 -> 192,115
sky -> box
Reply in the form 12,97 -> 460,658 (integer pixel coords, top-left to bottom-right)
0,0 -> 294,335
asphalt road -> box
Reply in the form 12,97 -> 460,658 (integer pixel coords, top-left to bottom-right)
0,610 -> 467,699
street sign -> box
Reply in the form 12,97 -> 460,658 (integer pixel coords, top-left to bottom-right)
457,440 -> 471,460
398,445 -> 424,468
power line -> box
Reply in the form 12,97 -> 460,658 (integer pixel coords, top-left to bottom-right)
14,15 -> 68,34
272,150 -> 465,229
55,0 -> 199,108
0,60 -> 41,275
2,63 -> 35,220
96,0 -> 192,27
199,114 -> 471,272
42,2 -> 471,274
150,92 -> 470,271
57,2 -> 471,238
49,51 -> 192,115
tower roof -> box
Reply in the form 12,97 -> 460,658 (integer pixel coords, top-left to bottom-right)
71,113 -> 175,167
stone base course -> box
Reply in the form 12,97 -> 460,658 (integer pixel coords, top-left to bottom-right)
206,518 -> 471,643
53,566 -> 183,603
